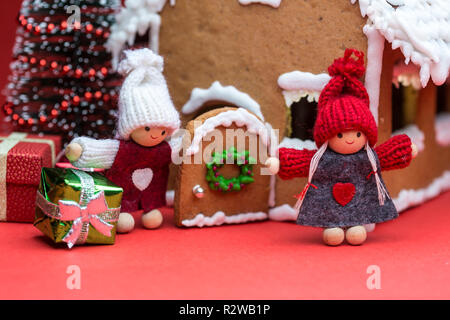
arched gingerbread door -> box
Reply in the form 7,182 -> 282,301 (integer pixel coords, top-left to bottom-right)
174,107 -> 274,227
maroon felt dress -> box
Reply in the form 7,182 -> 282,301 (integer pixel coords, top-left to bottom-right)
105,140 -> 172,213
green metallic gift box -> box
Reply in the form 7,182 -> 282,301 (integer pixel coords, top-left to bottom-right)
34,167 -> 123,248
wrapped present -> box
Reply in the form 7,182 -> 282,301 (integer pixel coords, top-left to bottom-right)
0,132 -> 62,222
34,167 -> 123,248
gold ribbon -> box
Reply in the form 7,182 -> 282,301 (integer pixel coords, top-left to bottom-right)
0,132 -> 56,221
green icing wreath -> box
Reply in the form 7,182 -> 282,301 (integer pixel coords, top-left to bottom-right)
206,147 -> 255,192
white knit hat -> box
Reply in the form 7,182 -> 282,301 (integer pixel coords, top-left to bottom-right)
116,48 -> 180,140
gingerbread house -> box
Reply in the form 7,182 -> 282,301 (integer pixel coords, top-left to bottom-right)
109,0 -> 450,226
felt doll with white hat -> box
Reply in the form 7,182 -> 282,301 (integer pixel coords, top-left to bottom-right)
65,48 -> 180,233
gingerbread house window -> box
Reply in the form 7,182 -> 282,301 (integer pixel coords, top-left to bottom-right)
390,61 -> 425,152
436,83 -> 449,114
289,98 -> 317,141
391,61 -> 421,132
391,83 -> 419,132
435,83 -> 450,147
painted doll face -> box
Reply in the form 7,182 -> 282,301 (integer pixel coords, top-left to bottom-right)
130,126 -> 168,147
328,129 -> 367,154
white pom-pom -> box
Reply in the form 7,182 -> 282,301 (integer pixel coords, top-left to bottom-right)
118,48 -> 164,76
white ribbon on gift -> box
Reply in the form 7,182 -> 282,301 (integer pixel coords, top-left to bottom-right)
0,132 -> 56,221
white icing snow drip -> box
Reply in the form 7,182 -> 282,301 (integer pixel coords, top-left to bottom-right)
278,71 -> 331,107
352,0 -> 450,87
186,108 -> 270,156
393,170 -> 450,212
182,211 -> 268,227
238,0 -> 282,8
392,124 -> 425,153
278,137 -> 317,151
268,204 -> 298,221
106,0 -> 175,70
363,24 -> 385,125
435,112 -> 450,146
181,81 -> 264,120
166,190 -> 175,207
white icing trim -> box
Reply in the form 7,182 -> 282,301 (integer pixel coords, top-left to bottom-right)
352,0 -> 450,87
278,137 -> 317,151
106,0 -> 175,70
281,90 -> 321,108
278,71 -> 330,107
278,71 -> 331,92
268,204 -> 297,221
435,112 -> 450,147
392,124 -> 425,153
181,81 -> 264,120
363,24 -> 385,125
238,0 -> 282,8
393,170 -> 450,212
186,108 -> 270,156
166,190 -> 175,207
182,211 -> 268,227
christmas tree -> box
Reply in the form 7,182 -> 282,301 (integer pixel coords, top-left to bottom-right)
3,0 -> 121,143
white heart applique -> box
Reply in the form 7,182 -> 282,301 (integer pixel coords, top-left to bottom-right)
132,168 -> 154,191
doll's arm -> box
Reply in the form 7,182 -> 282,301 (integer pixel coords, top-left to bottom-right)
278,148 -> 317,180
66,137 -> 120,169
374,134 -> 413,171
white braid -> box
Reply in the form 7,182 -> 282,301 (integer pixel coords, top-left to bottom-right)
294,141 -> 328,211
365,142 -> 390,205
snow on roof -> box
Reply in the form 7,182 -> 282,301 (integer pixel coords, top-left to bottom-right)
181,81 -> 265,120
106,0 -> 175,70
352,0 -> 450,87
278,71 -> 331,92
277,71 -> 331,106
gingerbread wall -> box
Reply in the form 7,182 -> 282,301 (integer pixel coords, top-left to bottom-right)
159,0 -> 367,131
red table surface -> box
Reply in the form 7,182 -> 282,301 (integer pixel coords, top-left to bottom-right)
0,191 -> 449,300
1,1 -> 449,300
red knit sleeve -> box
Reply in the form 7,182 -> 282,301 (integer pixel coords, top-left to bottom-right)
375,134 -> 412,171
278,148 -> 317,180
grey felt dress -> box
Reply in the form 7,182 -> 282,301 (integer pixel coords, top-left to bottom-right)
297,148 -> 398,228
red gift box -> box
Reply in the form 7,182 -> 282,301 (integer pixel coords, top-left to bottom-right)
0,132 -> 61,223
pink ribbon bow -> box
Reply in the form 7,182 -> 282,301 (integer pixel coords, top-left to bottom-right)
58,191 -> 113,248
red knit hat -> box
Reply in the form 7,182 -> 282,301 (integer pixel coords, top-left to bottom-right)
313,49 -> 378,148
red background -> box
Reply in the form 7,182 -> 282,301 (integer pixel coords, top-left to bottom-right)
0,0 -> 21,131
0,0 -> 449,300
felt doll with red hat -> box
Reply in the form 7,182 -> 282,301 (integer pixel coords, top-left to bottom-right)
266,49 -> 417,246
65,48 -> 180,233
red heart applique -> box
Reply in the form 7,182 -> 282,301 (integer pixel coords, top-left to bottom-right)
332,183 -> 356,206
